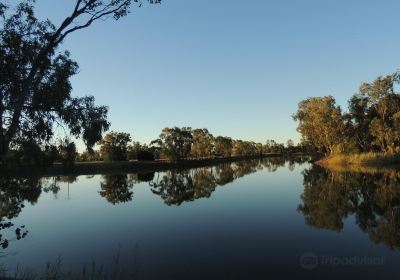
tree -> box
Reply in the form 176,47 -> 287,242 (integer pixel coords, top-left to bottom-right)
127,141 -> 155,161
77,149 -> 102,162
100,131 -> 131,161
293,96 -> 346,155
232,140 -> 257,156
213,136 -> 233,157
127,141 -> 143,160
359,73 -> 400,153
286,139 -> 294,149
58,139 -> 77,169
151,127 -> 193,161
191,128 -> 213,158
348,94 -> 374,151
0,0 -> 160,164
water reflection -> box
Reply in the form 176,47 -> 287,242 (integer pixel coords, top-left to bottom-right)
149,158 -> 297,206
0,157 -> 308,249
99,174 -> 135,204
299,165 -> 400,250
0,177 -> 41,249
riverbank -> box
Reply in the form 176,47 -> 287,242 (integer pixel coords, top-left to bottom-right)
316,152 -> 400,169
4,153 -> 303,177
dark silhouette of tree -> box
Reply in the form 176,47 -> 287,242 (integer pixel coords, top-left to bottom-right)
0,0 -> 160,164
127,142 -> 155,161
58,139 -> 77,169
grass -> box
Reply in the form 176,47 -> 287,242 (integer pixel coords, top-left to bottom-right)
316,152 -> 400,168
0,255 -> 138,280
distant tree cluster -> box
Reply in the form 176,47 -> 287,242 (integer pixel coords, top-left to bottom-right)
85,128 -> 305,163
149,127 -> 306,162
293,72 -> 400,155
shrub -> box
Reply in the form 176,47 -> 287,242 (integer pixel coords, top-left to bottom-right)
137,150 -> 155,161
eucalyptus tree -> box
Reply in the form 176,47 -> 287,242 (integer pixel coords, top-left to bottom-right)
191,128 -> 214,158
151,127 -> 193,161
99,131 -> 131,161
213,136 -> 233,157
359,73 -> 400,153
0,0 -> 160,164
293,96 -> 346,155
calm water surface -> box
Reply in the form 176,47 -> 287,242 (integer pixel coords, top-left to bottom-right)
1,158 -> 400,279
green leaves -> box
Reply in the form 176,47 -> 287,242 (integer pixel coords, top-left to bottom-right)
294,72 -> 400,154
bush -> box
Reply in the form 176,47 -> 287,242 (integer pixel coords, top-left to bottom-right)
6,140 -> 57,168
137,150 -> 155,161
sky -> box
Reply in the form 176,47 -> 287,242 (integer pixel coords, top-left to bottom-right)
34,0 -> 400,147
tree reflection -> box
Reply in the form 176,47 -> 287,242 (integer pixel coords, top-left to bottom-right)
0,177 -> 42,249
299,165 -> 400,250
149,159 -> 290,206
98,173 -> 156,204
99,174 -> 135,204
0,157 -> 305,249
42,176 -> 77,197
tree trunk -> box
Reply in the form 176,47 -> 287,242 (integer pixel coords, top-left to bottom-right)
0,135 -> 10,165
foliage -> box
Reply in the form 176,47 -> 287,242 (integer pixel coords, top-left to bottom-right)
263,139 -> 285,154
317,152 -> 400,167
213,136 -> 233,157
231,140 -> 258,156
58,139 -> 76,169
100,131 -> 131,161
127,141 -> 142,160
191,128 -> 214,158
293,72 -> 400,155
0,0 -> 161,165
293,96 -> 346,155
151,127 -> 193,162
77,149 -> 102,162
127,141 -> 155,161
136,150 -> 155,161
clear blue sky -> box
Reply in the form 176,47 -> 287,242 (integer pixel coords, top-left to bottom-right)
35,0 -> 400,146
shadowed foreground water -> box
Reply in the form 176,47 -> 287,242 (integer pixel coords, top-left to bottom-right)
1,157 -> 400,279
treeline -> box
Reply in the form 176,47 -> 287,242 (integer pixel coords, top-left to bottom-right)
2,127 -> 308,169
293,72 -> 400,155
78,127 -> 308,163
